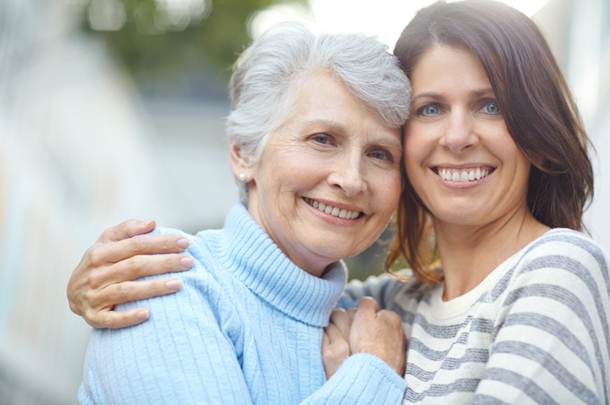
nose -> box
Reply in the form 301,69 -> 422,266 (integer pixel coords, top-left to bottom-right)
327,153 -> 368,197
440,109 -> 477,153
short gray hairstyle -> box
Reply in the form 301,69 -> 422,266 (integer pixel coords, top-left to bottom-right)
226,23 -> 411,203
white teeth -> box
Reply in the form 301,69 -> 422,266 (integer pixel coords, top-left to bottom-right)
437,167 -> 491,183
303,198 -> 361,220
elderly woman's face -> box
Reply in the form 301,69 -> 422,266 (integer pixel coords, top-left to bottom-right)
246,70 -> 402,276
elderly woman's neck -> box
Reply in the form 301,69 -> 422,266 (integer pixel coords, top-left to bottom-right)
245,203 -> 333,278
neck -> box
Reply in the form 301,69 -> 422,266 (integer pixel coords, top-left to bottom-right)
434,206 -> 549,301
284,251 -> 332,278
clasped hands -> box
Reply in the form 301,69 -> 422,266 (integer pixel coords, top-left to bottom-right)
322,297 -> 406,379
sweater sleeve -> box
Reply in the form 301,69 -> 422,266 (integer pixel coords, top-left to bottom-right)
78,241 -> 254,404
472,233 -> 610,404
301,353 -> 406,404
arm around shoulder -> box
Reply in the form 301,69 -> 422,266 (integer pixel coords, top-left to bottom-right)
78,241 -> 253,405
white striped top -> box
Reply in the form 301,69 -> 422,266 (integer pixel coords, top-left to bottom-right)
340,228 -> 610,404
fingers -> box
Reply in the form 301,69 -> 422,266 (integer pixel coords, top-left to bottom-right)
325,322 -> 345,344
324,323 -> 351,359
353,296 -> 380,324
87,307 -> 150,329
99,219 -> 157,243
89,234 -> 190,265
357,296 -> 380,312
322,323 -> 351,379
91,279 -> 183,309
323,330 -> 330,347
88,253 -> 192,289
330,309 -> 353,338
376,309 -> 402,326
347,302 -> 406,375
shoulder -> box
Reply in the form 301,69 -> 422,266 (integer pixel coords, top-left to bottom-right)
151,226 -> 223,280
499,228 -> 610,332
521,228 -> 607,266
511,228 -> 609,290
152,226 -> 220,268
486,230 -> 610,402
117,226 -> 237,324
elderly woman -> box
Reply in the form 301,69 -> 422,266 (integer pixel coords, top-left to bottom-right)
77,24 -> 411,404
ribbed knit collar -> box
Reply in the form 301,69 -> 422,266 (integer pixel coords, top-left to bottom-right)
206,203 -> 346,327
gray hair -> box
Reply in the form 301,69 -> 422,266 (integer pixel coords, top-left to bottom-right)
226,23 -> 411,203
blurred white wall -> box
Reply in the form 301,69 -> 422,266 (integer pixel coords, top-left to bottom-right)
0,1 -> 235,404
537,0 -> 610,254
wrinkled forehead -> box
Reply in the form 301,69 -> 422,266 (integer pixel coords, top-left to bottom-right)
272,70 -> 401,142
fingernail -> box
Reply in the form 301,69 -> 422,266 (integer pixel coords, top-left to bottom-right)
177,238 -> 189,249
136,309 -> 149,320
166,279 -> 182,290
180,257 -> 193,268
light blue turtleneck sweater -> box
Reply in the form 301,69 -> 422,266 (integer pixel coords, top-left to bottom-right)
79,204 -> 406,404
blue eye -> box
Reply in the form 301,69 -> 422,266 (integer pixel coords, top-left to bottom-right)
416,103 -> 442,117
480,99 -> 501,115
368,148 -> 393,162
310,133 -> 335,145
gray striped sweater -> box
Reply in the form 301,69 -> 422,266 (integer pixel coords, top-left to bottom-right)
340,228 -> 610,404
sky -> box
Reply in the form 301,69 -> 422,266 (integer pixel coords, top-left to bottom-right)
249,0 -> 550,48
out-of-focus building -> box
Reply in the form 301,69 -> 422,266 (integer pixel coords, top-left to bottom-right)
550,0 -> 610,254
536,0 -> 610,254
0,1 -> 235,404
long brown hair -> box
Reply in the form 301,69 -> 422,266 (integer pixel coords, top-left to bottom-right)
386,0 -> 594,283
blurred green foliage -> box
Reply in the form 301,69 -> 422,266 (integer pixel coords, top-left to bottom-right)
81,0 -> 307,84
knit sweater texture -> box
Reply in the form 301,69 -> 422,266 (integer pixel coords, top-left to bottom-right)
79,203 -> 406,404
340,228 -> 610,404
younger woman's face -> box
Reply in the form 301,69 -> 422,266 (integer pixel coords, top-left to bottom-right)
404,45 -> 531,228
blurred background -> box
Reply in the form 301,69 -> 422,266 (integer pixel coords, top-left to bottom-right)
0,0 -> 608,403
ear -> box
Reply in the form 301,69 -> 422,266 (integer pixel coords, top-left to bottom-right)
229,141 -> 255,182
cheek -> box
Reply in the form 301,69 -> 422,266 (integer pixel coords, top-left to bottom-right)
513,152 -> 531,193
404,124 -> 432,164
372,168 -> 402,213
404,143 -> 425,189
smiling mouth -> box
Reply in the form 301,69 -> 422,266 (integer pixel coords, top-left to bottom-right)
302,197 -> 364,220
431,166 -> 496,183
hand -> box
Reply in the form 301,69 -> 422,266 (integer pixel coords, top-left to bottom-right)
67,219 -> 193,329
322,308 -> 356,378
349,297 -> 406,376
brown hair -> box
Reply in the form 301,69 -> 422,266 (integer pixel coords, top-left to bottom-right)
386,0 -> 594,283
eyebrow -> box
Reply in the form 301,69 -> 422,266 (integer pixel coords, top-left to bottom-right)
412,88 -> 496,102
303,118 -> 401,147
302,118 -> 347,133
